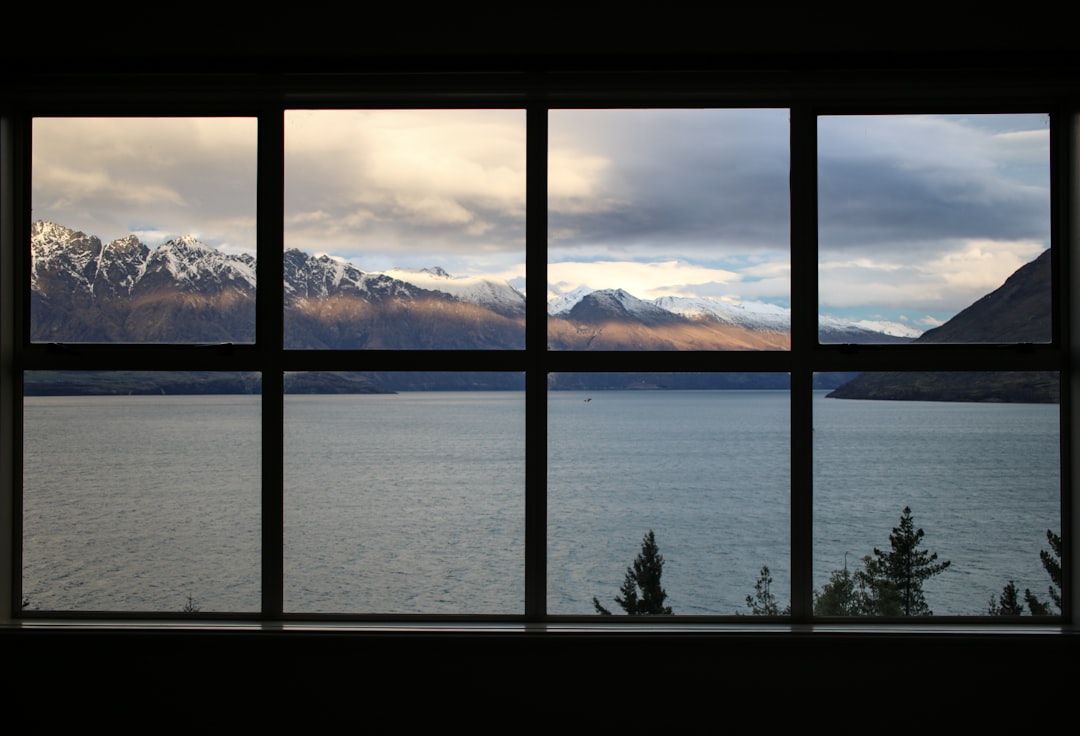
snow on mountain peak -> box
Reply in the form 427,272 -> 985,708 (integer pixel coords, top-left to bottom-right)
547,285 -> 594,315
149,234 -> 256,285
171,234 -> 209,250
382,267 -> 525,316
654,294 -> 790,330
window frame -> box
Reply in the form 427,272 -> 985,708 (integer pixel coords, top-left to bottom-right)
1,68 -> 1074,630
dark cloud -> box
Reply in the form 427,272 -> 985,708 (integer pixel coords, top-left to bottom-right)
818,157 -> 1049,252
548,109 -> 790,254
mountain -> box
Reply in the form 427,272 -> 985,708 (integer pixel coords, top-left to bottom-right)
906,247 -> 1051,345
29,220 -> 915,394
281,250 -> 525,349
31,221 -> 257,343
826,248 -> 1056,403
33,220 -> 905,353
546,287 -> 910,350
30,221 -> 526,349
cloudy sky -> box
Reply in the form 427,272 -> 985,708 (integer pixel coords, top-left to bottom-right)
32,110 -> 1050,332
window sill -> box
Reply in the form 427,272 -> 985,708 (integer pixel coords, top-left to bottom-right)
3,618 -> 1076,637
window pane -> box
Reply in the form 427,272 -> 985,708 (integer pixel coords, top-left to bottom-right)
813,372 -> 1060,616
818,113 -> 1051,344
284,374 -> 525,613
283,110 -> 527,350
548,109 -> 791,351
548,375 -> 790,615
31,118 -> 257,344
21,372 -> 262,613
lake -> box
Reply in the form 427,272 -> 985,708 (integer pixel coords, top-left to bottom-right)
21,390 -> 1060,616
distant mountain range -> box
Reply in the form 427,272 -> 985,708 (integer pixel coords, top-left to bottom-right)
826,248 -> 1056,403
30,220 -> 909,351
30,220 -> 525,349
25,221 -> 1053,399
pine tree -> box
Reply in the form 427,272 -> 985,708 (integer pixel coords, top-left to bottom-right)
745,565 -> 791,615
987,580 -> 1025,615
814,555 -> 876,616
593,529 -> 673,615
856,506 -> 951,616
1022,528 -> 1061,615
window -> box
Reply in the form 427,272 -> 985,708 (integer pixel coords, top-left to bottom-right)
818,113 -> 1052,345
1,71 -> 1073,629
547,108 -> 791,352
30,117 -> 258,345
283,109 -> 527,350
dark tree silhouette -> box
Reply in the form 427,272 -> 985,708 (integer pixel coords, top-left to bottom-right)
987,580 -> 1025,615
855,506 -> 951,616
593,530 -> 673,615
745,565 -> 790,615
993,528 -> 1062,616
813,554 -> 880,616
1026,529 -> 1062,613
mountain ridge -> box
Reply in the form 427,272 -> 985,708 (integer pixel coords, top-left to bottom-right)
826,248 -> 1055,403
32,220 -> 1046,397
31,220 -> 908,352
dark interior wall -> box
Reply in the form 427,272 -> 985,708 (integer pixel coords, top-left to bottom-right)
4,627 -> 1076,726
3,13 -> 1078,725
5,9 -> 1080,70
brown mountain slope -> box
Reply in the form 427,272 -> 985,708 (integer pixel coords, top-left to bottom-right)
546,317 -> 790,350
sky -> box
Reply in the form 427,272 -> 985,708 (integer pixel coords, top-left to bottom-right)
31,110 -> 1050,332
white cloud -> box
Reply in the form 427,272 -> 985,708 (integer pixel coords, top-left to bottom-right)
284,109 -> 527,262
548,260 -> 742,301
819,238 -> 1046,318
33,117 -> 258,252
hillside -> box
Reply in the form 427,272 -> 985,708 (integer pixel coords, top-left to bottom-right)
826,249 -> 1056,403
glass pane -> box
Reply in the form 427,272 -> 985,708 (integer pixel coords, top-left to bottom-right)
284,373 -> 525,613
548,109 -> 791,351
31,118 -> 258,344
818,113 -> 1051,344
813,372 -> 1060,617
548,374 -> 790,615
283,110 -> 527,350
21,371 -> 262,613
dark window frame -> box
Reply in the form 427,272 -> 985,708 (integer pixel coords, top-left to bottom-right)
1,67 -> 1074,630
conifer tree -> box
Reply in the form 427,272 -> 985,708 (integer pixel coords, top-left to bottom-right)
1012,529 -> 1062,615
745,565 -> 791,615
814,555 -> 877,615
1041,529 -> 1063,610
987,580 -> 1025,615
593,529 -> 673,615
857,506 -> 951,616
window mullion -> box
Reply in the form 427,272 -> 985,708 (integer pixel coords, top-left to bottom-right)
525,103 -> 548,621
0,113 -> 26,621
259,106 -> 285,620
788,104 -> 817,622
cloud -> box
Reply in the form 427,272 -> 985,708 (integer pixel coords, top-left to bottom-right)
815,114 -> 1050,322
32,117 -> 258,254
549,260 -> 750,301
548,108 -> 791,256
817,114 -> 1049,253
284,109 -> 527,267
819,238 -> 1046,315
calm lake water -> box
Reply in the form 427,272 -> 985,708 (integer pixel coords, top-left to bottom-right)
21,390 -> 1060,616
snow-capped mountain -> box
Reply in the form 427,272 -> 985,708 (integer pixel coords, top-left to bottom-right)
546,285 -> 915,348
31,222 -> 258,343
382,267 -> 526,319
30,221 -> 525,348
653,294 -> 789,331
31,220 -> 911,350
